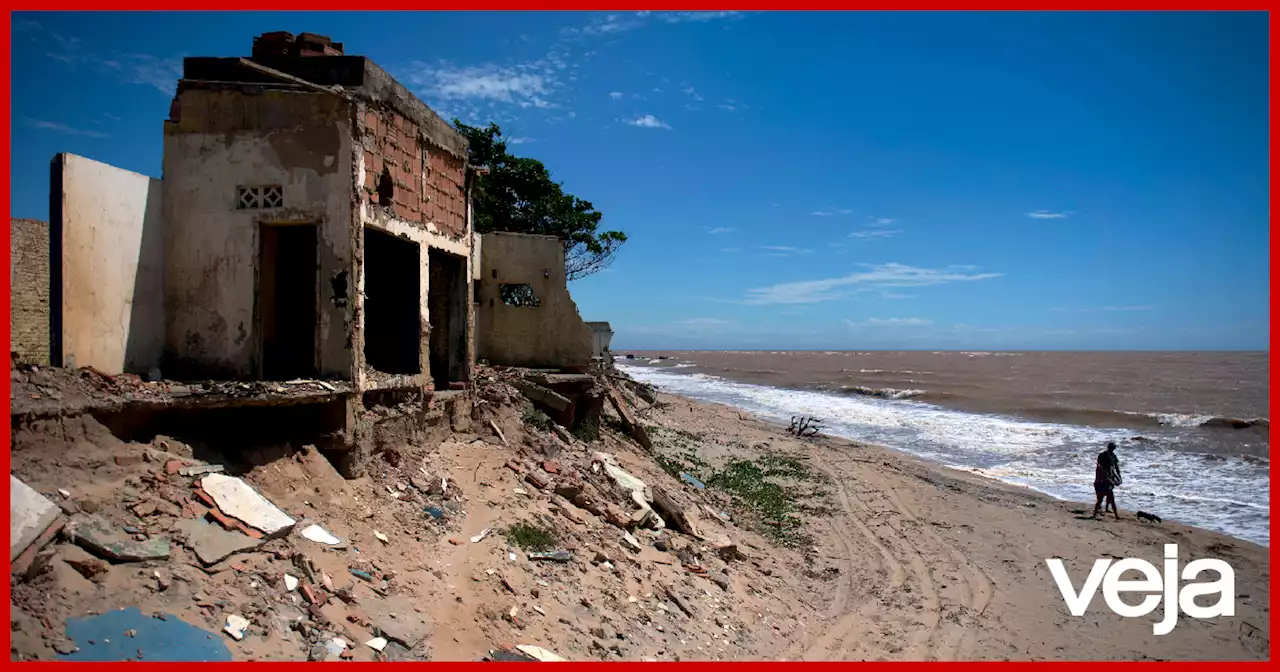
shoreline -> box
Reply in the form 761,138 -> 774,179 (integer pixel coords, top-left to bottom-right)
621,360 -> 1270,548
635,386 -> 1269,660
671,390 -> 1268,550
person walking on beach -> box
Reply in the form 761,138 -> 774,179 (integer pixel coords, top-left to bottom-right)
1092,442 -> 1122,520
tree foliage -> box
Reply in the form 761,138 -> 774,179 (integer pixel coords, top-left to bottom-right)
455,121 -> 627,281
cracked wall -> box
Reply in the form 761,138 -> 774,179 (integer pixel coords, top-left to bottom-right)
161,87 -> 355,380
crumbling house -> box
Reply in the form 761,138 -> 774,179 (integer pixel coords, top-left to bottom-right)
14,31 -> 617,473
14,32 -> 481,468
163,32 -> 477,394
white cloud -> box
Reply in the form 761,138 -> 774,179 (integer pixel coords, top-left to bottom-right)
744,262 -> 1003,305
624,114 -> 671,129
608,91 -> 624,99
708,227 -> 734,234
406,61 -> 553,105
677,318 -> 732,327
1027,210 -> 1070,219
845,317 -> 934,329
506,137 -> 537,145
24,118 -> 109,138
868,217 -> 897,226
848,229 -> 901,240
23,21 -> 182,95
658,11 -> 743,23
759,246 -> 812,257
1053,306 -> 1152,313
720,247 -> 742,253
812,209 -> 854,217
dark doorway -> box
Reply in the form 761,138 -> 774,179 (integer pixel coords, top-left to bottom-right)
428,249 -> 468,390
259,223 -> 318,380
364,227 -> 421,374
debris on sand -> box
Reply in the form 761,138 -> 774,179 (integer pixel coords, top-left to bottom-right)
299,524 -> 342,546
199,474 -> 296,538
528,550 -> 573,563
174,519 -> 261,566
67,516 -> 170,562
223,614 -> 250,641
515,644 -> 567,662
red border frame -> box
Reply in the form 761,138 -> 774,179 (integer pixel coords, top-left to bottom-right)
1,7 -> 1274,667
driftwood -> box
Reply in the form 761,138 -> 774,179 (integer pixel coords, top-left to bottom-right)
788,415 -> 823,438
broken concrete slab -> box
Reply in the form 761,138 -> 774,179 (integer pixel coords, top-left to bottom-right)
174,519 -> 262,566
651,486 -> 703,539
67,516 -> 170,563
10,475 -> 61,561
512,380 -> 576,427
200,473 -> 296,538
362,593 -> 431,650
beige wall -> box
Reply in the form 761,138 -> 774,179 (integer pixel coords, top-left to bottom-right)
10,218 -> 51,365
162,89 -> 355,380
51,154 -> 165,375
476,232 -> 593,370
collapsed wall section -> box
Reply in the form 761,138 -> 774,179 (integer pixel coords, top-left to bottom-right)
476,232 -> 594,371
352,100 -> 474,392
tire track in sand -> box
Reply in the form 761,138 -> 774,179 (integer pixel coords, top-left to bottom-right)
785,451 -> 902,660
789,450 -> 918,660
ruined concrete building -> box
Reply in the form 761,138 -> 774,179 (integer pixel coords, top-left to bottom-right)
164,32 -> 476,392
11,32 -> 612,466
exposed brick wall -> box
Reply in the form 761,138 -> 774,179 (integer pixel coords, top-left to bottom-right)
10,218 -> 51,365
359,106 -> 467,239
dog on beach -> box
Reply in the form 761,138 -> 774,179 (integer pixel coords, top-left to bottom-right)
1135,510 -> 1162,523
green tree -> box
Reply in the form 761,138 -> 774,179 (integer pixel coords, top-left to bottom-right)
455,121 -> 627,281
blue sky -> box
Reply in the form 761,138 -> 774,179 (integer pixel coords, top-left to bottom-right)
9,11 -> 1270,351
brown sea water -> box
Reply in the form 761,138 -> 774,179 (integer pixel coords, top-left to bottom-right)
618,350 -> 1270,545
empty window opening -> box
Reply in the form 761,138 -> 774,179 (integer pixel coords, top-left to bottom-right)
428,249 -> 469,391
259,223 -> 318,380
364,227 -> 421,375
238,185 -> 283,210
500,283 -> 541,307
377,166 -> 394,207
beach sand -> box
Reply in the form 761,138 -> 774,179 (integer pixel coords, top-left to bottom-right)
641,390 -> 1270,661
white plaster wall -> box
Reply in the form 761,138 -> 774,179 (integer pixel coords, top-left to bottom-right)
162,124 -> 354,379
54,153 -> 165,375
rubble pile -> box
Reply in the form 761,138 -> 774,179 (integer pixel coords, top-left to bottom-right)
9,363 -> 830,662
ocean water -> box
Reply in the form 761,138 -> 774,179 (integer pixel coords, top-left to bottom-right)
619,360 -> 1270,547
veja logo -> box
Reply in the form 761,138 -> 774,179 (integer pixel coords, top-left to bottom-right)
1046,543 -> 1235,636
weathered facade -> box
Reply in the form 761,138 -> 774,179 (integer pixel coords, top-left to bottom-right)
10,218 -> 51,366
161,34 -> 476,395
475,232 -> 595,371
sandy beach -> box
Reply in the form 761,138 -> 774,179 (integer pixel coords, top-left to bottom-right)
8,367 -> 1269,661
638,390 -> 1270,661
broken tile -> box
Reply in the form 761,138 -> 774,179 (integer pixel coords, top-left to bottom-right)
67,516 -> 170,563
199,474 -> 295,538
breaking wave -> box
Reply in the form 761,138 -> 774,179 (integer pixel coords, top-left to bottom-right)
618,363 -> 1270,547
840,386 -> 927,400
